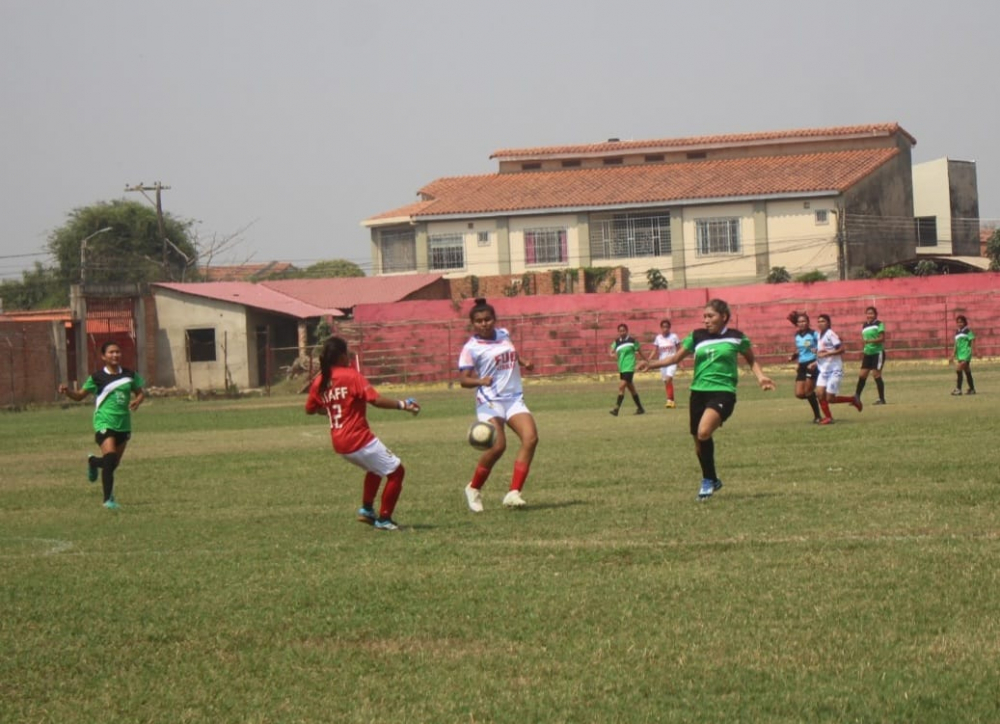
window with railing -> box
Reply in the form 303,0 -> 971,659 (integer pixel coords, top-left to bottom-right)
591,212 -> 671,259
428,233 -> 465,270
524,228 -> 568,265
916,216 -> 938,247
696,218 -> 741,255
379,229 -> 416,273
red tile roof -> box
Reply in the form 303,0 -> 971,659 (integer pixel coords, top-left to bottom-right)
200,262 -> 295,281
368,148 -> 899,223
490,122 -> 915,159
0,308 -> 72,322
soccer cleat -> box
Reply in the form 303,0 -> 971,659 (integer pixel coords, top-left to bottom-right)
665,400 -> 676,409
609,408 -> 619,417
851,398 -> 863,412
356,506 -> 376,525
373,517 -> 400,531
812,417 -> 822,424
502,489 -> 526,508
87,455 -> 99,483
819,417 -> 834,425
874,399 -> 886,405
966,389 -> 976,395
634,407 -> 645,415
464,483 -> 484,513
698,478 -> 715,499
103,497 -> 120,510
951,388 -> 962,396
713,479 -> 723,493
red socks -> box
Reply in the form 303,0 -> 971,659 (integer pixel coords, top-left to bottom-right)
511,461 -> 530,492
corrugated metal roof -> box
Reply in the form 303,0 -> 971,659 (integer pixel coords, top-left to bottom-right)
153,282 -> 345,318
153,274 -> 444,317
263,275 -> 443,308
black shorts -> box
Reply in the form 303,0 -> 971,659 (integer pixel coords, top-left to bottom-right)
689,390 -> 736,435
619,371 -> 635,383
95,429 -> 131,446
860,351 -> 885,371
795,362 -> 818,382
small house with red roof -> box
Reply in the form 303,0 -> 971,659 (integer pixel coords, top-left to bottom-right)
150,274 -> 446,390
364,122 -> 975,287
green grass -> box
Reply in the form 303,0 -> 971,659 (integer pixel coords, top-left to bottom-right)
2,364 -> 999,723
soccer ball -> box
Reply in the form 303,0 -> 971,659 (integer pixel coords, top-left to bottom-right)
467,421 -> 496,450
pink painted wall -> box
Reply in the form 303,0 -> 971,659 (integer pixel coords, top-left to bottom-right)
340,274 -> 1000,384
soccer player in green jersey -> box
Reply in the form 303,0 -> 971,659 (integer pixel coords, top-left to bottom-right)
609,323 -> 649,416
952,315 -> 976,395
854,306 -> 887,405
641,299 -> 774,500
59,341 -> 145,510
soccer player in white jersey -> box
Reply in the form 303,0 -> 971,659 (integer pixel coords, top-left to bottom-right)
814,314 -> 863,424
653,318 -> 681,408
458,298 -> 538,512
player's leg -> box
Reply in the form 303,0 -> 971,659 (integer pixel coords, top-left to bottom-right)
502,407 -> 537,508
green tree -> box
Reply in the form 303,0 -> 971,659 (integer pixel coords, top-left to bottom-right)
47,200 -> 198,293
766,266 -> 791,284
913,259 -> 939,277
793,270 -> 828,283
280,259 -> 365,279
0,263 -> 65,311
645,268 -> 668,290
986,228 -> 1000,271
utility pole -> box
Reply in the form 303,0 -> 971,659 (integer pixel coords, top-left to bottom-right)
124,181 -> 171,267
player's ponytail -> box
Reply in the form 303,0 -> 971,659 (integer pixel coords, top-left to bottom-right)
318,336 -> 349,391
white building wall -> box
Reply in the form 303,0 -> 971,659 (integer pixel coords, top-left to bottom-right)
913,158 -> 953,254
764,199 -> 840,279
153,290 -> 253,390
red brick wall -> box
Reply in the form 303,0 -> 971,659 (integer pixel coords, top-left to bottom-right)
0,322 -> 62,406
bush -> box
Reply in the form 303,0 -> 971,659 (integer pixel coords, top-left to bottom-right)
793,270 -> 827,283
875,265 -> 912,279
645,268 -> 668,290
766,266 -> 791,284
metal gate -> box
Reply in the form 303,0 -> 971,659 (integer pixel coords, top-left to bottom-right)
85,297 -> 137,371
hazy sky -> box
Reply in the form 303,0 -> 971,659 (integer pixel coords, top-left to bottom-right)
3,0 -> 998,281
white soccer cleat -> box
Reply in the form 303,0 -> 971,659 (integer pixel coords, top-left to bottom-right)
464,483 -> 484,513
502,489 -> 526,508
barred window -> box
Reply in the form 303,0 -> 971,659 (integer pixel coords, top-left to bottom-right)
380,229 -> 416,273
428,233 -> 465,270
696,218 -> 741,255
524,228 -> 568,265
590,213 -> 670,259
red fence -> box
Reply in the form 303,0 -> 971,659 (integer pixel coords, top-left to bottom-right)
336,275 -> 1000,385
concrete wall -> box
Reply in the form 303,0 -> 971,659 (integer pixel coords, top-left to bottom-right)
153,288 -> 253,390
0,321 -> 66,406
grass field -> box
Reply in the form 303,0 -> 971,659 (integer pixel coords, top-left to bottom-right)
2,363 -> 999,723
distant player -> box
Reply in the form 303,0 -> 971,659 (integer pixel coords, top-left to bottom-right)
609,323 -> 648,416
787,313 -> 822,423
58,341 -> 145,510
305,336 -> 420,531
653,319 -> 680,408
459,297 -> 538,512
814,314 -> 864,424
854,306 -> 887,405
952,315 -> 976,395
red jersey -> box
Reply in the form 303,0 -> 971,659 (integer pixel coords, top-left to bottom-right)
305,367 -> 379,454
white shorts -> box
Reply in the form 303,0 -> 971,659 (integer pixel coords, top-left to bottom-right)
660,365 -> 678,380
342,437 -> 401,477
816,366 -> 843,395
476,396 -> 531,423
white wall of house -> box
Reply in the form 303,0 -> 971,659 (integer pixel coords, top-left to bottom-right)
913,158 -> 953,254
763,199 -> 840,279
153,289 -> 254,391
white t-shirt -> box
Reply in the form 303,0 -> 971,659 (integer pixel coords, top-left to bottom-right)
654,332 -> 680,377
458,328 -> 524,401
816,328 -> 843,373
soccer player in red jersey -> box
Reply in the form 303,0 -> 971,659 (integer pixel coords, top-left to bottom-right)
305,336 -> 420,531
